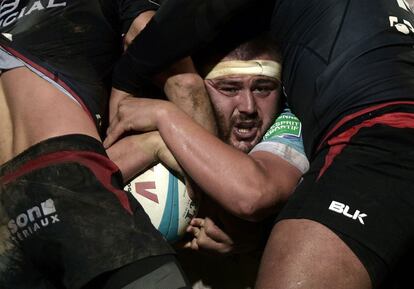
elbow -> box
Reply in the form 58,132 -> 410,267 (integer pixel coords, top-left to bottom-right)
164,72 -> 204,93
234,188 -> 277,222
228,162 -> 302,221
233,181 -> 293,222
236,201 -> 266,222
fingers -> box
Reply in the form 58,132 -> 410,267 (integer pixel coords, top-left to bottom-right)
185,218 -> 234,254
109,88 -> 130,124
104,97 -> 170,149
104,97 -> 147,148
103,118 -> 124,148
186,225 -> 201,238
183,237 -> 199,251
190,218 -> 205,227
104,90 -> 133,148
192,217 -> 233,245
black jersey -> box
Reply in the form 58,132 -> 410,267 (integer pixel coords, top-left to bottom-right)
0,0 -> 158,132
114,0 -> 414,156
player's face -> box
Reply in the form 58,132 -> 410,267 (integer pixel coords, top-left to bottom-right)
205,75 -> 280,152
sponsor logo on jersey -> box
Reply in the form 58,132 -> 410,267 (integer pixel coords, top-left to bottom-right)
328,200 -> 367,225
263,111 -> 302,140
0,0 -> 67,28
7,198 -> 60,242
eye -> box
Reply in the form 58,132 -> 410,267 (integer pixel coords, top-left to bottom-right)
252,85 -> 277,97
218,86 -> 241,96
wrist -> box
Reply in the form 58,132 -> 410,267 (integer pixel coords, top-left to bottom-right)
155,101 -> 181,131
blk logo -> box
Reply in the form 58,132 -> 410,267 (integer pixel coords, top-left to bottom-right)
328,201 -> 367,225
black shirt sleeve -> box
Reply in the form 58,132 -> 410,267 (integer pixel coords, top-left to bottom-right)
112,0 -> 256,94
117,0 -> 160,33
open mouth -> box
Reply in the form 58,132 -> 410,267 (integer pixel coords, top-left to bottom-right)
233,121 -> 259,140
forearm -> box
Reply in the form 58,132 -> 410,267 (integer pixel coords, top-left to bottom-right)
106,132 -> 159,182
107,130 -> 184,183
104,97 -> 301,219
156,104 -> 300,220
117,16 -> 218,135
163,69 -> 217,134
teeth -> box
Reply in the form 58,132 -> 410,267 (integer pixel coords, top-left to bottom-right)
237,128 -> 251,133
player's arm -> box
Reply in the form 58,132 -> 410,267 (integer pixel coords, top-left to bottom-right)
107,2 -> 163,179
112,0 -> 256,93
109,1 -> 216,179
111,0 -> 259,135
109,0 -> 158,121
106,131 -> 182,182
104,98 -> 306,221
112,0 -> 217,133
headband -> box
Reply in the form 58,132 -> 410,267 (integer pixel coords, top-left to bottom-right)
205,60 -> 281,80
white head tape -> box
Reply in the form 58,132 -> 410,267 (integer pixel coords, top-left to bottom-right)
205,60 -> 281,81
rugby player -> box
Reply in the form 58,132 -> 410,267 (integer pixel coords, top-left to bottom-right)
0,1 -> 217,288
109,0 -> 414,288
106,33 -> 308,289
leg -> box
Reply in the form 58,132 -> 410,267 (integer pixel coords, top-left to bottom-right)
255,219 -> 371,289
84,254 -> 190,289
256,118 -> 414,289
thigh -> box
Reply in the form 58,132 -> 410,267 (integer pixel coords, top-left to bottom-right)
259,124 -> 414,288
256,219 -> 371,289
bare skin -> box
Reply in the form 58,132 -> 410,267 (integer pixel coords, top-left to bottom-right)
163,70 -> 217,135
109,64 -> 217,135
0,67 -> 100,166
0,81 -> 12,164
105,94 -> 301,221
108,46 -> 301,219
256,219 -> 372,289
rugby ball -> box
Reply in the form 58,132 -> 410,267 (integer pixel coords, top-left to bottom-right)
124,163 -> 199,243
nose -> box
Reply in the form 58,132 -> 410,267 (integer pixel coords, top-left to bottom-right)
237,90 -> 257,114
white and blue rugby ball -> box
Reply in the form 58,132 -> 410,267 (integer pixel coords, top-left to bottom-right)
125,163 -> 199,243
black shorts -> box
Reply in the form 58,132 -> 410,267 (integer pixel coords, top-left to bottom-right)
277,104 -> 414,287
0,134 -> 173,289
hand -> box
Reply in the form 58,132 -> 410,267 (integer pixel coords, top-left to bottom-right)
109,88 -> 132,126
183,217 -> 235,255
104,97 -> 174,148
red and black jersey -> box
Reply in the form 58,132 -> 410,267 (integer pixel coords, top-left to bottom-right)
0,0 -> 159,132
114,0 -> 414,156
272,0 -> 414,157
